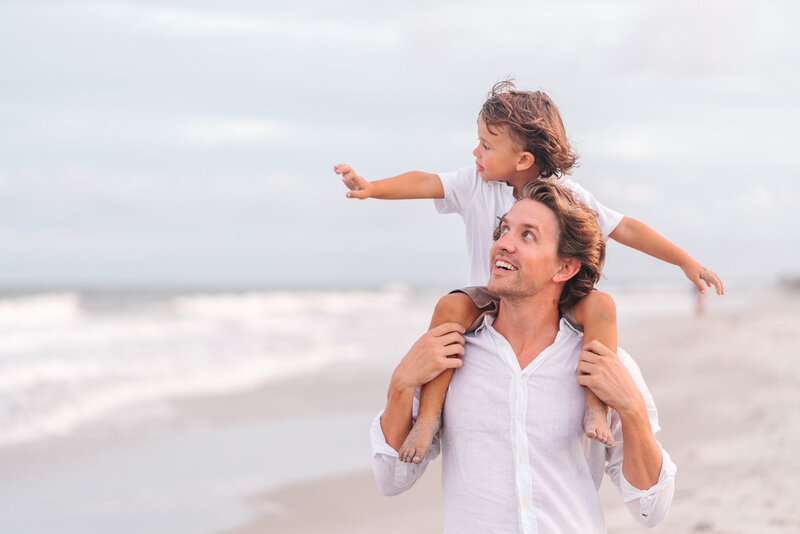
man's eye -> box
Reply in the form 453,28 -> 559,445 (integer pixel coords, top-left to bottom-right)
523,231 -> 534,240
501,226 -> 509,235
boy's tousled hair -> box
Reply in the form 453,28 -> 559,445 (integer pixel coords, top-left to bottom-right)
493,180 -> 604,315
481,80 -> 577,179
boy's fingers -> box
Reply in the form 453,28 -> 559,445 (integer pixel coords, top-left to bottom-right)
693,278 -> 706,293
702,270 -> 725,295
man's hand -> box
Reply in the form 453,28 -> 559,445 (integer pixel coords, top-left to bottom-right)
576,340 -> 645,418
333,163 -> 372,199
681,259 -> 724,295
381,323 -> 465,451
577,340 -> 663,490
391,323 -> 465,392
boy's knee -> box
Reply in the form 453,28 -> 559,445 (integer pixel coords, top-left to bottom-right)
582,291 -> 616,321
431,292 -> 478,327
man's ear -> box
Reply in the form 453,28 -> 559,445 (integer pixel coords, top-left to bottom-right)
516,152 -> 535,172
553,257 -> 581,283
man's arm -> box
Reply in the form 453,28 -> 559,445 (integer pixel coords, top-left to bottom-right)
577,340 -> 662,486
333,164 -> 444,200
609,216 -> 724,295
380,323 -> 465,448
371,323 -> 464,496
577,341 -> 676,526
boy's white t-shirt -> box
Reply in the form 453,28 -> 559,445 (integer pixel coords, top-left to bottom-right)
434,165 -> 624,287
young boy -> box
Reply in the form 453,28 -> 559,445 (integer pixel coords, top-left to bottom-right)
334,80 -> 723,464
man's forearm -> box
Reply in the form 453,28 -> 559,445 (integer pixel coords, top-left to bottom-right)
380,380 -> 417,451
618,403 -> 663,489
369,171 -> 444,199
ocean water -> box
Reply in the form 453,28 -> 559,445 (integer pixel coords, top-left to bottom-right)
0,285 -> 748,533
0,287 -> 439,448
0,284 -> 735,449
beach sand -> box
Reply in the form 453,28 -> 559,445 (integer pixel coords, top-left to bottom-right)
219,290 -> 800,534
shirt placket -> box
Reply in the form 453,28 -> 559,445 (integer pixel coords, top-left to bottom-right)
514,371 -> 536,533
494,333 -> 538,534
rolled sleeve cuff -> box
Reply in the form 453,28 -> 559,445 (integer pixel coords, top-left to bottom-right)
370,410 -> 399,457
619,448 -> 677,524
370,411 -> 429,496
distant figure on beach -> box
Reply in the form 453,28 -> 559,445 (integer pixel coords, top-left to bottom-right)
696,286 -> 708,317
371,181 -> 676,531
336,80 -> 723,464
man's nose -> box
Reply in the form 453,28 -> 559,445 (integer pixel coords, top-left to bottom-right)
496,232 -> 516,252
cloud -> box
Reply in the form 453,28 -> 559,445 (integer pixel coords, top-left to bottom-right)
78,2 -> 400,45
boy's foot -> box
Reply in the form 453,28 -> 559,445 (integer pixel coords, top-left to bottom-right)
583,408 -> 614,446
399,414 -> 441,464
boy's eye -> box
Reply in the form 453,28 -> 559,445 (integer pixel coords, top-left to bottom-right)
483,143 -> 490,150
523,231 -> 535,240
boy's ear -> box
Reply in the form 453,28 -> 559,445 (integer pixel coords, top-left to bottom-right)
516,152 -> 535,172
553,257 -> 581,283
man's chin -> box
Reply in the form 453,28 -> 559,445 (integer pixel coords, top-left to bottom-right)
487,279 -> 508,297
489,278 -> 536,301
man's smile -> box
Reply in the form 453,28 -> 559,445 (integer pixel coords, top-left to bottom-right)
493,257 -> 518,272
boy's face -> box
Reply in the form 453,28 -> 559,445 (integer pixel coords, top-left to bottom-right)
473,116 -> 527,183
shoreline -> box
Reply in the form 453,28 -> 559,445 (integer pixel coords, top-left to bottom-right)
1,289 -> 797,533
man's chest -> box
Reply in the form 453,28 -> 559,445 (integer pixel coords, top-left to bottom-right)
443,342 -> 586,449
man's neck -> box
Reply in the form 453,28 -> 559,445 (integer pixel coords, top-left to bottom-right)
492,294 -> 562,369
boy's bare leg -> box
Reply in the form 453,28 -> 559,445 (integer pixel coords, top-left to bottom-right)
574,291 -> 617,447
399,292 -> 481,464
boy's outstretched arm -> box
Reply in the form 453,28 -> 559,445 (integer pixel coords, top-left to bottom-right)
609,217 -> 724,295
333,164 -> 444,200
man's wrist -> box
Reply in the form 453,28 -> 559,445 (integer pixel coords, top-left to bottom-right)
616,396 -> 650,429
388,370 -> 417,400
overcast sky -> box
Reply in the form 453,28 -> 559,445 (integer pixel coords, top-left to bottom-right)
1,0 -> 798,289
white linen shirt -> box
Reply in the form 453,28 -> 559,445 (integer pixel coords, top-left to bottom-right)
371,316 -> 676,533
434,165 -> 624,286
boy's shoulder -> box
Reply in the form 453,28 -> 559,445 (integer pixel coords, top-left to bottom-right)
438,164 -> 480,182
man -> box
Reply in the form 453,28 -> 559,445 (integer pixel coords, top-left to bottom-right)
371,180 -> 676,532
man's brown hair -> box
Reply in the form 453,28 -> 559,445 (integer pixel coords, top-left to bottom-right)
493,180 -> 605,314
481,80 -> 577,179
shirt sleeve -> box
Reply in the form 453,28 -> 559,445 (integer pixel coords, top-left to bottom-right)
370,393 -> 442,496
558,177 -> 624,240
433,165 -> 481,216
604,347 -> 677,527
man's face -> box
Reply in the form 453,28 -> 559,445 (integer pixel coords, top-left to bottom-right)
472,116 -> 524,183
487,199 -> 564,300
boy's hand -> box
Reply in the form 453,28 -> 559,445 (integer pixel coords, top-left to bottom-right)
333,163 -> 372,199
682,260 -> 724,295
